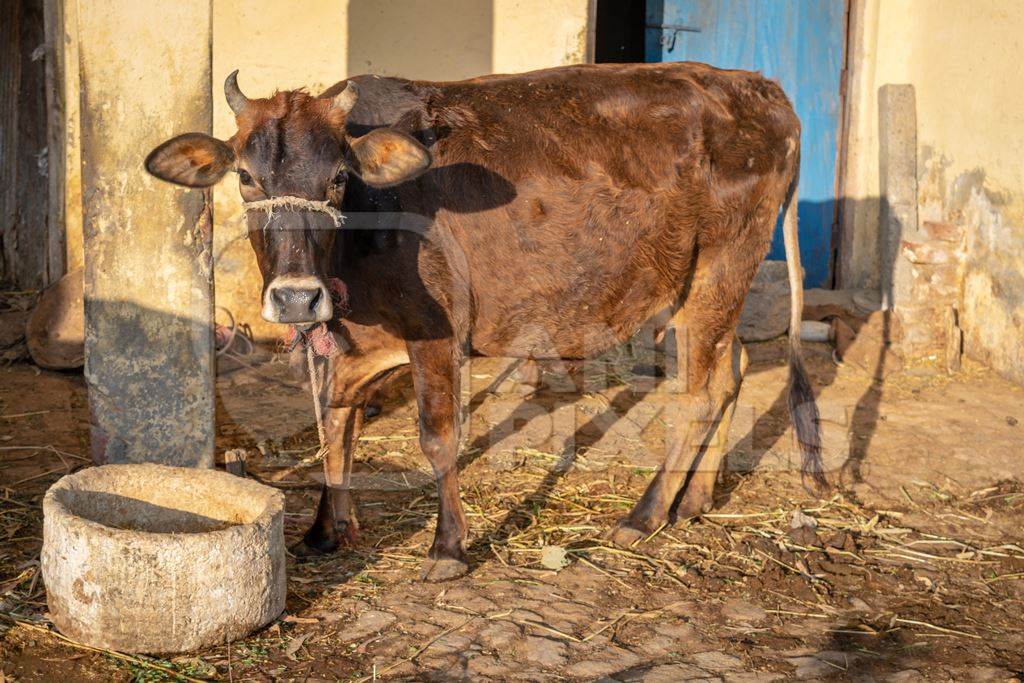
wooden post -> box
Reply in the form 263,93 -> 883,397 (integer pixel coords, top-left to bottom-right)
44,0 -> 83,279
0,0 -> 50,289
78,1 -> 215,467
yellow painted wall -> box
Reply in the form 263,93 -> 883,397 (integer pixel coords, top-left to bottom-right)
491,0 -> 593,74
209,0 -> 592,339
841,0 -> 1024,383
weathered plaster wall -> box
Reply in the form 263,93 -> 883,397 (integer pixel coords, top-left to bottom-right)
491,0 -> 593,74
78,0 -> 214,466
841,0 -> 1024,383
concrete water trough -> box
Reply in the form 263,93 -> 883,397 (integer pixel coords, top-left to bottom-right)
41,463 -> 285,653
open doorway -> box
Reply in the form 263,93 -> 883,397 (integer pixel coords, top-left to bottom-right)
595,0 -> 646,63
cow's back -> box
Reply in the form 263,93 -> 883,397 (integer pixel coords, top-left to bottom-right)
342,63 -> 799,358
419,63 -> 796,188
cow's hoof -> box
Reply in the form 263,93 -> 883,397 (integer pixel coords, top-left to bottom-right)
606,522 -> 648,548
420,557 -> 469,582
338,519 -> 359,546
673,490 -> 713,523
294,521 -> 356,558
291,537 -> 332,559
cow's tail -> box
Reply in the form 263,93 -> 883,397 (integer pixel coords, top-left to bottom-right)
780,153 -> 826,490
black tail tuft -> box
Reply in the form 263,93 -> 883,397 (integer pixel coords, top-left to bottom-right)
788,349 -> 827,490
778,136 -> 825,492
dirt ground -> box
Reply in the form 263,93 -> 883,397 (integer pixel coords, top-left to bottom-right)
2,338 -> 1023,681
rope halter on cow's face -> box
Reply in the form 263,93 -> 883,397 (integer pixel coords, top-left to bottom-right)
245,199 -> 348,356
242,196 -> 346,228
227,70 -> 356,231
240,201 -> 348,474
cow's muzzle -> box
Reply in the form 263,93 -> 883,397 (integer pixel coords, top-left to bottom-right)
263,275 -> 332,324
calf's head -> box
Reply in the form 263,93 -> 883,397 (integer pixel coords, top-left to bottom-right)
145,71 -> 430,324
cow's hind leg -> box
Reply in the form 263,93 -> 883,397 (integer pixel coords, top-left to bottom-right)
674,333 -> 747,520
608,326 -> 734,546
610,247 -> 763,546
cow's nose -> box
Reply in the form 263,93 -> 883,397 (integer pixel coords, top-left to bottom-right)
263,277 -> 332,323
271,286 -> 321,320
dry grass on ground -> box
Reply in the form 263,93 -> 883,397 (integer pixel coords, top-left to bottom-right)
2,340 -> 1023,681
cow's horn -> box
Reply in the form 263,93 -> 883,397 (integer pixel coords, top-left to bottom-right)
224,70 -> 250,116
330,81 -> 359,115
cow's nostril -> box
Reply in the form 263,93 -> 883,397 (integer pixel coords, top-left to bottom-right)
308,287 -> 322,312
270,288 -> 289,309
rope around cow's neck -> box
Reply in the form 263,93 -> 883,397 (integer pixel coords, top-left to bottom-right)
305,343 -> 329,462
243,194 -> 343,464
243,196 -> 345,227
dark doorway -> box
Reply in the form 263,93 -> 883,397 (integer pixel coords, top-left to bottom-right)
595,0 -> 646,63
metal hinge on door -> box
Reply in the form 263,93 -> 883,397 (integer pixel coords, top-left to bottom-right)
645,23 -> 701,52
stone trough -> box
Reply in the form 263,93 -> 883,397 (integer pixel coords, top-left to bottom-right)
41,463 -> 285,653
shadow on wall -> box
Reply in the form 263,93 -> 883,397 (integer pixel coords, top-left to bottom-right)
85,299 -> 215,468
346,0 -> 492,81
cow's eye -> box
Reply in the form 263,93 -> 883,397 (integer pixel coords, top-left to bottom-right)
333,169 -> 348,186
237,169 -> 253,185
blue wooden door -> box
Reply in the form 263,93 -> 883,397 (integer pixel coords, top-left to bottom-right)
646,0 -> 846,287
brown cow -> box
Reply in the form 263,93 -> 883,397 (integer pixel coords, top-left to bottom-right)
146,62 -> 823,581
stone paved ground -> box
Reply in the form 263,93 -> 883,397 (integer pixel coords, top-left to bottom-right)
2,338 -> 1023,681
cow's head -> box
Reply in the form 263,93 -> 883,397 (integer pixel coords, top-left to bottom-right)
145,71 -> 430,324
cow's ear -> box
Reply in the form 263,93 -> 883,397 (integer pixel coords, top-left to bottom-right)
145,133 -> 235,187
347,129 -> 430,188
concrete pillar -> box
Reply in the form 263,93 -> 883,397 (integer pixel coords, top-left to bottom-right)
878,84 -> 961,365
78,2 -> 214,467
878,83 -> 918,311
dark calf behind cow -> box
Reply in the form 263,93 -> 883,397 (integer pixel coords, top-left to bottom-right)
147,62 -> 823,580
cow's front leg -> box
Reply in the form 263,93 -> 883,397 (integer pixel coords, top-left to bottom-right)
301,405 -> 364,553
408,338 -> 469,581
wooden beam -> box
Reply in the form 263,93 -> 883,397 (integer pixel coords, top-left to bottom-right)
1,0 -> 52,290
43,0 -> 68,283
0,0 -> 18,288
